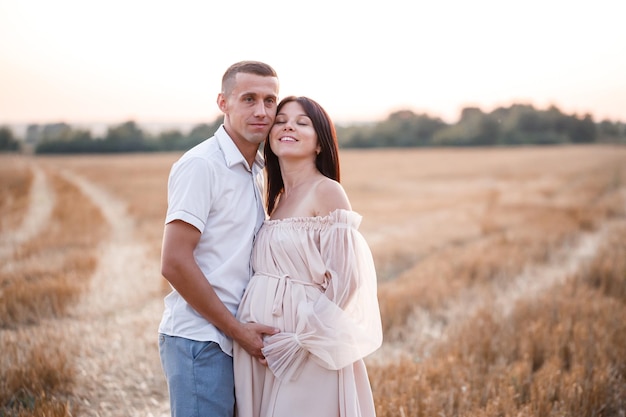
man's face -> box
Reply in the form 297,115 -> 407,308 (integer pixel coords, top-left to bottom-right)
218,72 -> 279,149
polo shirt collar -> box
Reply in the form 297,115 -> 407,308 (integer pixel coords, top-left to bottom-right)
215,125 -> 265,171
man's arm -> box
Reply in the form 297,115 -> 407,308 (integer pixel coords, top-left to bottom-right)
160,220 -> 277,360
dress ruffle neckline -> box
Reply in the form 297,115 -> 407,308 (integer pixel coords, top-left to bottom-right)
264,208 -> 362,229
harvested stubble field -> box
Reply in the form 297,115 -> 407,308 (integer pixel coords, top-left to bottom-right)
1,144 -> 625,416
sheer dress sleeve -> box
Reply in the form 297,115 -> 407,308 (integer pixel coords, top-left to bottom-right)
262,210 -> 383,381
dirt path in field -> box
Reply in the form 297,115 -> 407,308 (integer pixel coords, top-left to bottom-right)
0,163 -> 54,262
57,170 -> 170,416
369,210 -> 624,364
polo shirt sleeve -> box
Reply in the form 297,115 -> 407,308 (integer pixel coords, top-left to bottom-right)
165,156 -> 214,232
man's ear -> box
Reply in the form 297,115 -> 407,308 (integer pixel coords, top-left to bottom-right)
216,93 -> 227,112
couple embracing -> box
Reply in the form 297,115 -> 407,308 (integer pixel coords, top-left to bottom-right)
158,61 -> 382,417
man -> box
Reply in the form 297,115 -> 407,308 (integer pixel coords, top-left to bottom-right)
159,61 -> 280,417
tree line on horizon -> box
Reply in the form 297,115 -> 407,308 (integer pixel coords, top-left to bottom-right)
1,103 -> 625,154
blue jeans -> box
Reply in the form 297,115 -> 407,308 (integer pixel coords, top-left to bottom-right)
159,334 -> 234,417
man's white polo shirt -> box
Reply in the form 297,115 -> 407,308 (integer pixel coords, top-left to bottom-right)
158,125 -> 266,356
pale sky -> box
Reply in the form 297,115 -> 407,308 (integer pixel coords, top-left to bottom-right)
1,0 -> 625,127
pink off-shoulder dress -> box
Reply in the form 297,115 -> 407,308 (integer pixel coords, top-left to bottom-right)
234,209 -> 383,417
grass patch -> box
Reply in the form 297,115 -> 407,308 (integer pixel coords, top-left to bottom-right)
369,224 -> 626,416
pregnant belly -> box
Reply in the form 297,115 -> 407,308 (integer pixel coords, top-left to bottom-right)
237,275 -> 276,325
237,273 -> 320,333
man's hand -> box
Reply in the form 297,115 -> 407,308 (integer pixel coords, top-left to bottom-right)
235,322 -> 279,365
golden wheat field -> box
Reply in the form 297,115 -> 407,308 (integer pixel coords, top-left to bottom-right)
1,144 -> 625,417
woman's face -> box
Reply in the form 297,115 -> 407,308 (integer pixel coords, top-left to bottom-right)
269,101 -> 320,160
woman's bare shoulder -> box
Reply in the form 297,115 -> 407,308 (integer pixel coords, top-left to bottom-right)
313,177 -> 351,215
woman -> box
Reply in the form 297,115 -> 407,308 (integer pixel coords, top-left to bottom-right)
234,96 -> 383,417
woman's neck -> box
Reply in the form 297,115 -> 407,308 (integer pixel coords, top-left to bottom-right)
279,160 -> 320,194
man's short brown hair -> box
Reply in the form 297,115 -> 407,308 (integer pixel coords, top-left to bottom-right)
221,61 -> 278,95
